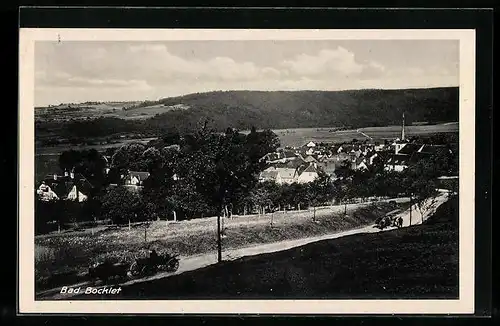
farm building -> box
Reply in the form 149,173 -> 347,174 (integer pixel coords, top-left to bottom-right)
122,171 -> 151,191
36,171 -> 93,202
259,162 -> 320,185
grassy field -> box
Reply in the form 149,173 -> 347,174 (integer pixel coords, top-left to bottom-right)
34,200 -> 406,293
269,123 -> 459,147
35,102 -> 190,121
104,196 -> 458,300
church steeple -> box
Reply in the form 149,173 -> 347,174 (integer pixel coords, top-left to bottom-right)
401,112 -> 406,141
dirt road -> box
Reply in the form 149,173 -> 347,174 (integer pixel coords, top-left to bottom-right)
37,192 -> 449,300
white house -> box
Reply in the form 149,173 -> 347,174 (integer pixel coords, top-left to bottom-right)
296,163 -> 319,183
66,185 -> 88,202
36,182 -> 59,201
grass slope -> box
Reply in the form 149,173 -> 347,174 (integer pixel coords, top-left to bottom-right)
35,201 -> 404,293
109,196 -> 458,300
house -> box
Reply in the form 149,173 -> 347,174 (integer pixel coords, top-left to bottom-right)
274,168 -> 297,184
259,168 -> 280,183
123,171 -> 150,190
351,157 -> 368,171
384,154 -> 410,172
296,163 -> 320,183
36,171 -> 93,202
259,162 -> 320,184
261,149 -> 298,164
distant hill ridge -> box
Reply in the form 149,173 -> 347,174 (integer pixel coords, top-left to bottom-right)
145,87 -> 459,130
36,87 -> 458,135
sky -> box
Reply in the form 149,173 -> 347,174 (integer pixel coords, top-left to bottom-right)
34,40 -> 459,107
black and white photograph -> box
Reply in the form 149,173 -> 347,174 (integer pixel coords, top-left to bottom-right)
18,28 -> 476,314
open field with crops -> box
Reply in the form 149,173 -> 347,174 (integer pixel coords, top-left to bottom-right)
35,102 -> 191,121
35,199 -> 408,293
268,122 -> 459,147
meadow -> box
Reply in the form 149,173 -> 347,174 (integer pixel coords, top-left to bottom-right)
102,196 -> 459,300
34,200 -> 407,293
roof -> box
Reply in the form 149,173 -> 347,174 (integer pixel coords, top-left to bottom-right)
280,149 -> 297,159
260,169 -> 279,179
417,144 -> 449,155
304,155 -> 318,163
398,143 -> 423,155
41,173 -> 93,199
126,171 -> 150,181
385,154 -> 411,166
275,168 -> 297,179
295,163 -> 319,176
273,158 -> 305,170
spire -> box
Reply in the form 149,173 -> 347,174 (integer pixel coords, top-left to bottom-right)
401,112 -> 406,141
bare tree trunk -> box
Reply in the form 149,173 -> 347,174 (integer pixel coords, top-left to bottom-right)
173,210 -> 177,222
313,206 -> 316,221
58,220 -> 61,234
217,212 -> 222,263
409,196 -> 412,226
243,205 -> 247,216
298,203 -> 301,211
128,218 -> 131,231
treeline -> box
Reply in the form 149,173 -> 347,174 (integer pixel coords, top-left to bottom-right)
35,87 -> 458,141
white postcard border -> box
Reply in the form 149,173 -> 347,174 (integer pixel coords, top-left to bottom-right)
19,28 -> 475,314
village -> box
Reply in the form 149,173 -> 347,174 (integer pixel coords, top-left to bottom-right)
36,116 -> 454,203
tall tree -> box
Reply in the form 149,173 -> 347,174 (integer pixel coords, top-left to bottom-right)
177,125 -> 262,262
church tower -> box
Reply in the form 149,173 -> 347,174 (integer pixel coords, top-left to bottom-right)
401,112 -> 406,141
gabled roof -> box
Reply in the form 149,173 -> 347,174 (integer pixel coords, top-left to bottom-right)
41,173 -> 93,199
398,143 -> 423,155
304,155 -> 318,163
